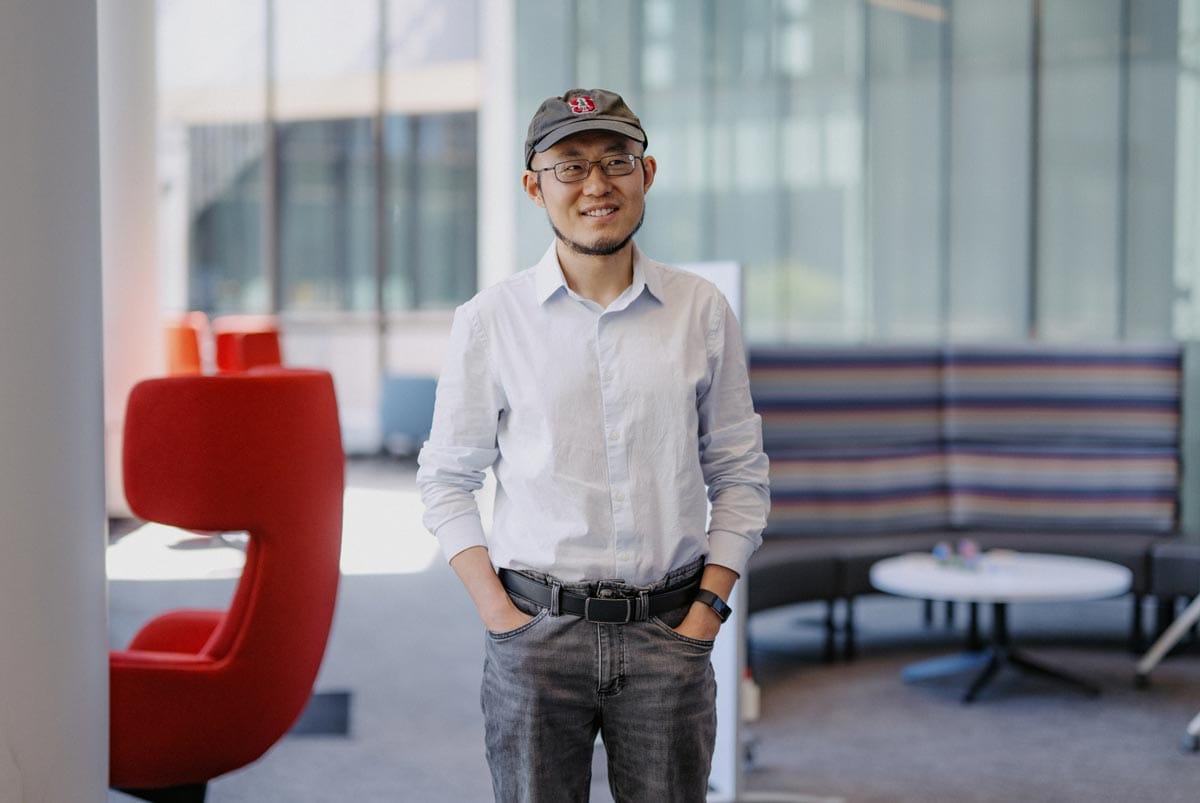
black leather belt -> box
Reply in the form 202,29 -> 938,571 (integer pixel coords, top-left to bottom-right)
498,568 -> 702,624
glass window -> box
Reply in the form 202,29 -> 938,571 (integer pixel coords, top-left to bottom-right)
1037,0 -> 1123,339
769,0 -> 865,341
273,0 -> 379,313
866,0 -> 947,340
277,118 -> 378,312
384,112 -> 478,310
514,0 -> 1192,345
157,0 -> 267,314
386,0 -> 477,66
946,0 -> 1033,340
274,0 -> 379,121
1126,0 -> 1184,339
188,124 -> 269,313
635,0 -> 710,267
1175,0 -> 1200,338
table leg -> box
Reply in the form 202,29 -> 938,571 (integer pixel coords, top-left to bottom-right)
962,652 -> 1003,703
960,603 -> 1008,703
966,602 -> 982,651
1006,650 -> 1100,697
899,602 -> 1105,702
901,651 -> 991,684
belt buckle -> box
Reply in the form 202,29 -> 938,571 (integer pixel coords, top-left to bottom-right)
584,596 -> 632,624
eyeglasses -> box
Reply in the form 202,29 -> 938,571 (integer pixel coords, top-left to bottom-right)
533,153 -> 642,183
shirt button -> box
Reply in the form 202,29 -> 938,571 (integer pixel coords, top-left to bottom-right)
609,431 -> 619,442
614,491 -> 625,502
603,371 -> 614,381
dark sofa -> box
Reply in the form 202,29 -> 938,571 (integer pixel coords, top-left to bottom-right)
745,343 -> 1191,659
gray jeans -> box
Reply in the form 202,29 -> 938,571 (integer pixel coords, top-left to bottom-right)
481,558 -> 716,803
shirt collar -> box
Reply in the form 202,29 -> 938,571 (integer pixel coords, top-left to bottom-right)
533,241 -> 664,307
631,244 -> 664,304
534,242 -> 567,305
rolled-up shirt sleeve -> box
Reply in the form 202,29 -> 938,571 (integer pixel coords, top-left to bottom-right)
416,301 -> 505,563
698,297 -> 771,577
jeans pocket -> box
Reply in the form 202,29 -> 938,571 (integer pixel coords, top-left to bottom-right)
487,607 -> 549,641
649,615 -> 715,650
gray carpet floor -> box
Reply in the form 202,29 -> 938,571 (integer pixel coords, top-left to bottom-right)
108,458 -> 1200,803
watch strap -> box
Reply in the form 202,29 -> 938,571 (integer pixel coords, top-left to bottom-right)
693,589 -> 732,622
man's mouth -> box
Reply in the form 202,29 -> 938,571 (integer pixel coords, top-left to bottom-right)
582,207 -> 617,218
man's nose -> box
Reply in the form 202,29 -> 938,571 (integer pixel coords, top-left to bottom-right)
581,164 -> 613,194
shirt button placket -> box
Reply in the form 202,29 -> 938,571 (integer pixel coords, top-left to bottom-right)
597,318 -> 634,576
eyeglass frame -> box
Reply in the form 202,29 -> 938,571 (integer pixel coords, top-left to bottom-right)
530,153 -> 645,184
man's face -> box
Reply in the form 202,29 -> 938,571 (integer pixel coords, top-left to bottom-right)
522,131 -> 657,258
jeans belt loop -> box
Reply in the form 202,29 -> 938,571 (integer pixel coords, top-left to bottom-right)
548,581 -> 562,617
637,590 -> 650,622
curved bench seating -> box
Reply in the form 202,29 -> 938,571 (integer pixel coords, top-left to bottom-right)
746,343 -> 1188,659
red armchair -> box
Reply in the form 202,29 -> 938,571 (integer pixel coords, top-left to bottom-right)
110,369 -> 345,802
212,315 -> 283,373
163,311 -> 209,375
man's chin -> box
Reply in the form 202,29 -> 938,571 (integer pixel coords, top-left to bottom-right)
551,211 -> 645,258
567,236 -> 629,257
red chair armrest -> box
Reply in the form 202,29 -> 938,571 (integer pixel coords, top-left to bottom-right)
126,609 -> 225,654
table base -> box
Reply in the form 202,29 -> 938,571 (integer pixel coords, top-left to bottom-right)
901,602 -> 1102,703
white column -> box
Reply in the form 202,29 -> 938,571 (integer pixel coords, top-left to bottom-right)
99,0 -> 161,515
0,0 -> 108,800
478,0 -> 517,291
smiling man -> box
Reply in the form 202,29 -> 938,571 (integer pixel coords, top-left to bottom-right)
417,89 -> 769,803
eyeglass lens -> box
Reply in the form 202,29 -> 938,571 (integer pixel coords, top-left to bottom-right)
554,154 -> 637,182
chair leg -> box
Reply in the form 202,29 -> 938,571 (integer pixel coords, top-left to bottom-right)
1156,595 -> 1178,638
1137,594 -> 1200,680
843,596 -> 857,661
822,598 -> 836,663
1129,593 -> 1145,654
115,783 -> 207,803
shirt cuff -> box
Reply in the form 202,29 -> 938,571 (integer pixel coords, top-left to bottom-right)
705,529 -> 758,577
434,512 -> 489,564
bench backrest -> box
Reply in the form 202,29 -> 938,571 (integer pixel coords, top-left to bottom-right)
750,343 -> 1181,536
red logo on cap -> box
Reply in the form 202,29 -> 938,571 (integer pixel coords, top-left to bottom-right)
569,96 -> 596,114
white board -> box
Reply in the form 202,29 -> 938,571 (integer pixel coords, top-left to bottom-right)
679,261 -> 744,802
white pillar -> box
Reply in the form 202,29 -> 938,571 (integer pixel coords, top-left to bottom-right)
0,0 -> 108,800
99,0 -> 161,515
478,0 -> 517,291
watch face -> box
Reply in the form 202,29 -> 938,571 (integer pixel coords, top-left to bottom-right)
698,590 -> 731,621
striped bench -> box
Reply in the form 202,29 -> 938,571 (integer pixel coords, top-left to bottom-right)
747,343 -> 1183,658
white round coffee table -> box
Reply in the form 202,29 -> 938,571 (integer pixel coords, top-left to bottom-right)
870,551 -> 1132,702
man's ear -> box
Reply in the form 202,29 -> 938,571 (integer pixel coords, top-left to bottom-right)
641,154 -> 657,193
521,171 -> 546,208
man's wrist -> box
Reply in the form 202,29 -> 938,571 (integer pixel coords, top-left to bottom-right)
693,588 -> 732,623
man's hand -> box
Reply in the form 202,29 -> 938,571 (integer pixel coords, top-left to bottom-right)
672,563 -> 739,641
483,599 -> 536,634
672,601 -> 723,642
450,546 -> 536,633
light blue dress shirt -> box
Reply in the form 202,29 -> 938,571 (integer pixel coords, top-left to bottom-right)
416,242 -> 770,585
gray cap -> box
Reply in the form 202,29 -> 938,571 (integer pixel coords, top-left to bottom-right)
524,88 -> 647,168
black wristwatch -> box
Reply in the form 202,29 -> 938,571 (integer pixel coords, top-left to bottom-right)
693,589 -> 732,623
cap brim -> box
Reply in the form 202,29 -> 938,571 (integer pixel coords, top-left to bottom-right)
533,119 -> 646,154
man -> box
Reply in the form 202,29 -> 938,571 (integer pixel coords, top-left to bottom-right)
417,88 -> 769,803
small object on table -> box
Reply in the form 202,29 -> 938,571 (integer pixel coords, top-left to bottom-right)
932,541 -> 953,564
957,538 -> 981,568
